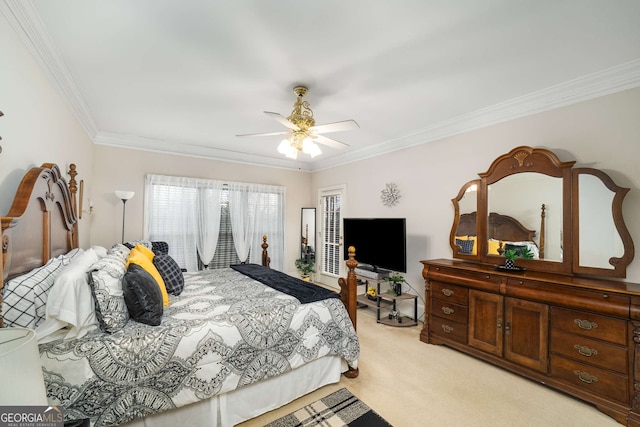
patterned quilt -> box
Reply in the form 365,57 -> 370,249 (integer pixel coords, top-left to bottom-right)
39,269 -> 360,427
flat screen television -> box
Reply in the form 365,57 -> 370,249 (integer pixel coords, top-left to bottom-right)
343,218 -> 406,273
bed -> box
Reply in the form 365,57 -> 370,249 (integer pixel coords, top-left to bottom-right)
0,163 -> 360,427
454,207 -> 544,259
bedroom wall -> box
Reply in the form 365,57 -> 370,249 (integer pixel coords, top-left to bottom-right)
311,87 -> 640,318
88,144 -> 312,271
0,12 -> 94,248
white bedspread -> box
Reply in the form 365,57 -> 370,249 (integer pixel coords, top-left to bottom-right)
39,268 -> 359,427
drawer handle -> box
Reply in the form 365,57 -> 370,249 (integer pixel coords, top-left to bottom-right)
574,344 -> 598,358
441,324 -> 454,334
574,370 -> 598,384
574,318 -> 598,331
441,306 -> 455,315
442,288 -> 454,297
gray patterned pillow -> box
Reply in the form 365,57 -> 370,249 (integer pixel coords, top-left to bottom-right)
88,245 -> 131,333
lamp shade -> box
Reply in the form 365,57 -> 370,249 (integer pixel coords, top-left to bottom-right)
0,327 -> 48,405
115,190 -> 135,201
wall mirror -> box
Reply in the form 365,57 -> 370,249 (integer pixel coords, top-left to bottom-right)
301,208 -> 316,261
451,146 -> 634,278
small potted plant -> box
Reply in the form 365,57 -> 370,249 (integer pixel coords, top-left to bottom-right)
504,247 -> 533,269
295,257 -> 315,281
383,272 -> 407,296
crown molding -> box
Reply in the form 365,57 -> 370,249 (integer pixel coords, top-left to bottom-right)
4,0 -> 639,172
1,0 -> 97,138
94,131 -> 313,172
312,58 -> 640,171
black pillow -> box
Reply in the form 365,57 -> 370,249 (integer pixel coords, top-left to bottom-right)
153,254 -> 185,296
122,263 -> 163,326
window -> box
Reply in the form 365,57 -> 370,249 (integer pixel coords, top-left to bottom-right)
145,175 -> 284,271
320,191 -> 342,276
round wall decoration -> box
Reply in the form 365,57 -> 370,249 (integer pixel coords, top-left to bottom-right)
380,182 -> 401,207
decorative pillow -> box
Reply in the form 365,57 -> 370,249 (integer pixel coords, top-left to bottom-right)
36,248 -> 102,343
2,257 -> 68,329
127,248 -> 169,306
467,236 -> 478,255
89,245 -> 131,333
455,238 -> 475,255
488,239 -> 502,255
123,240 -> 153,251
151,241 -> 169,256
122,264 -> 163,326
134,243 -> 156,261
153,254 -> 184,296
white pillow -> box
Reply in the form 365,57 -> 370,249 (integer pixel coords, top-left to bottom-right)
36,248 -> 103,343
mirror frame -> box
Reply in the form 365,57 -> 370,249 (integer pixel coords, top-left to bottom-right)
572,168 -> 635,277
450,146 -> 634,277
450,179 -> 481,261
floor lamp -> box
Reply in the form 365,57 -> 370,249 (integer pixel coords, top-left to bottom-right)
115,190 -> 135,243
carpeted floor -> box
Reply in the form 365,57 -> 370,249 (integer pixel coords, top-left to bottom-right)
264,388 -> 392,427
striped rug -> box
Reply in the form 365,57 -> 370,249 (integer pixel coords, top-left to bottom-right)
264,388 -> 393,427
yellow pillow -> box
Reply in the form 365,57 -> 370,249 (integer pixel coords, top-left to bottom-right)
488,239 -> 501,255
127,248 -> 169,306
135,243 -> 155,261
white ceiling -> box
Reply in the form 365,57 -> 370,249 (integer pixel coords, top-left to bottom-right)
5,0 -> 640,171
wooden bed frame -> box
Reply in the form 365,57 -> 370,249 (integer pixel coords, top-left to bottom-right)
0,164 -> 361,376
456,208 -> 544,258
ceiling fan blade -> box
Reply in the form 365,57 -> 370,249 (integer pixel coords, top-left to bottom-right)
264,111 -> 300,131
236,130 -> 289,138
309,119 -> 359,134
312,134 -> 350,149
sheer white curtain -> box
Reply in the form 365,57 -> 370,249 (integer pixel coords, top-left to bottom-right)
146,175 -> 284,271
228,182 -> 284,270
197,185 -> 223,268
145,175 -> 224,271
144,175 -> 199,271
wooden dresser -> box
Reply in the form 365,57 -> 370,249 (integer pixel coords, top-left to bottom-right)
421,259 -> 640,425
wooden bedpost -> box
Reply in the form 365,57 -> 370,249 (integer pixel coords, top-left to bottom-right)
67,164 -> 79,249
261,235 -> 270,268
338,245 -> 359,378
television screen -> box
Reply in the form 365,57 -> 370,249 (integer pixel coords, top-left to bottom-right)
343,218 -> 406,273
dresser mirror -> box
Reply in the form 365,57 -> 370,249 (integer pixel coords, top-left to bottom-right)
572,168 -> 634,277
301,207 -> 316,261
451,146 -> 634,277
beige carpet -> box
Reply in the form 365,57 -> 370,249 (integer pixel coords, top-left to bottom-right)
238,307 -> 620,427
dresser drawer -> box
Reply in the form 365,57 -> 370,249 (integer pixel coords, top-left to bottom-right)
551,307 -> 627,346
430,282 -> 469,305
428,266 -> 501,291
550,355 -> 629,404
430,316 -> 467,344
550,329 -> 628,374
431,297 -> 468,324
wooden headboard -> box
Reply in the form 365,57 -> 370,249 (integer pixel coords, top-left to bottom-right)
457,208 -> 543,257
1,163 -> 79,282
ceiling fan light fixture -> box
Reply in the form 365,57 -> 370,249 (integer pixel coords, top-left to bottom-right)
308,142 -> 322,158
278,139 -> 298,159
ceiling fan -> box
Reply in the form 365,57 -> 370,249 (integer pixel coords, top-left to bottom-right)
236,86 -> 359,159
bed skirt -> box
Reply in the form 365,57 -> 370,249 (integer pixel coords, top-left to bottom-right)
120,355 -> 344,427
